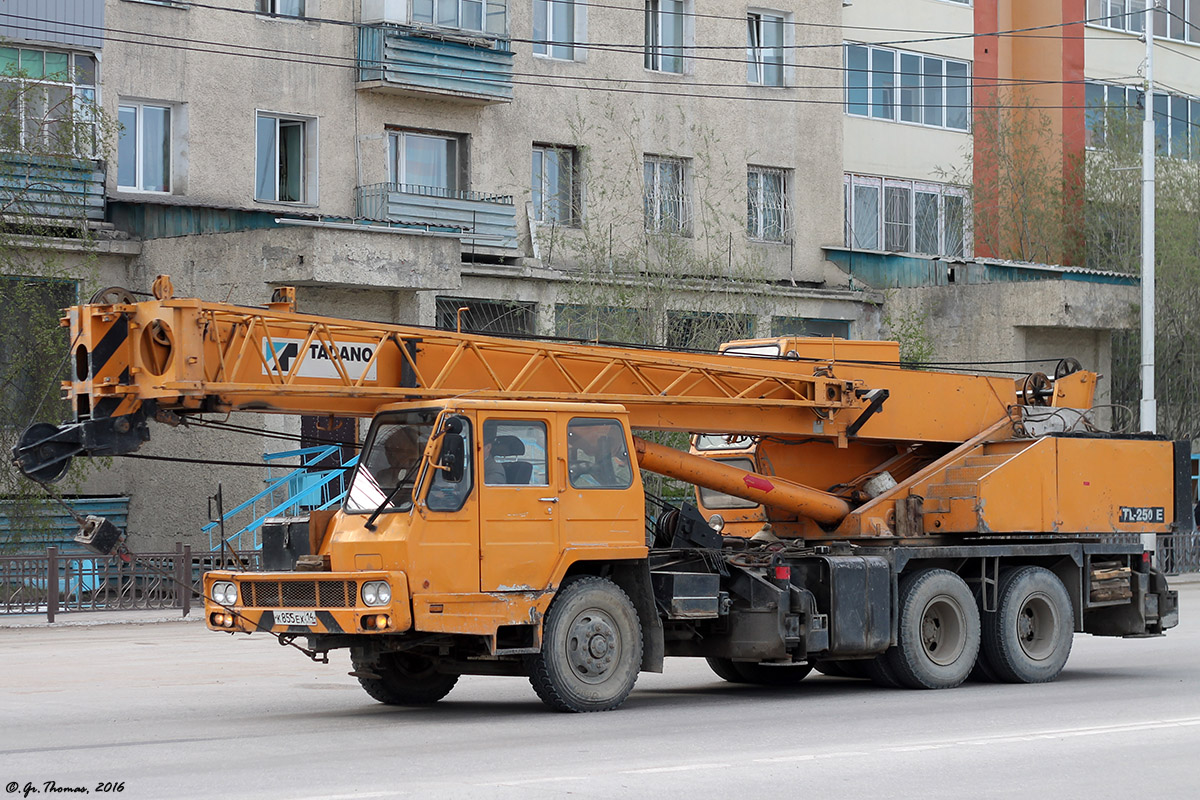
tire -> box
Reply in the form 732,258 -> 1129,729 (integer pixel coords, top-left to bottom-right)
351,649 -> 459,706
982,566 -> 1073,684
706,657 -> 747,683
527,576 -> 643,712
864,653 -> 904,688
732,661 -> 813,685
885,568 -> 981,690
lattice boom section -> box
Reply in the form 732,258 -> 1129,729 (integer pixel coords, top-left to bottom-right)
241,580 -> 357,608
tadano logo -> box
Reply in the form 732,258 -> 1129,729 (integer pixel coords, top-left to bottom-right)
263,338 -> 378,381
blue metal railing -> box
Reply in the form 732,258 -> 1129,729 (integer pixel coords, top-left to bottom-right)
202,445 -> 358,551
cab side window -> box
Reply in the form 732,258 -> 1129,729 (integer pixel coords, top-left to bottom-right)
481,419 -> 548,486
427,417 -> 473,512
568,418 -> 633,489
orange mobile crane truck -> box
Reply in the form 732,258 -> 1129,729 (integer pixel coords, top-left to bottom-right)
15,279 -> 1183,712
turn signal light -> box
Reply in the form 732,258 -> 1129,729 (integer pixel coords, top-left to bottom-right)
209,612 -> 236,628
361,614 -> 391,631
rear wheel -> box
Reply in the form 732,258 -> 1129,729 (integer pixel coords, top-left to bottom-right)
885,569 -> 980,689
351,650 -> 459,706
527,576 -> 642,712
982,566 -> 1073,684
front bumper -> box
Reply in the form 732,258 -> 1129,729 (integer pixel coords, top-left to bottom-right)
203,570 -> 411,635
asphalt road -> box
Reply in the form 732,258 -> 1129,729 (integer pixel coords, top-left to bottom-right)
2,583 -> 1198,800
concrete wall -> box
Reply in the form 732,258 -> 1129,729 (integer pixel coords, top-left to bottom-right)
884,279 -> 1138,425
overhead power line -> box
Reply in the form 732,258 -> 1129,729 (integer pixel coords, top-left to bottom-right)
0,14 -> 1168,112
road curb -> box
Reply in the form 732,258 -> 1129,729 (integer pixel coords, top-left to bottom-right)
0,612 -> 203,630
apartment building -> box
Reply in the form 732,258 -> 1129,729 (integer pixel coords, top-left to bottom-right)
833,0 -> 1159,407
1,0 -> 874,547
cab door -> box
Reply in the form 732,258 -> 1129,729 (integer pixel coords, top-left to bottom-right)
478,414 -> 559,592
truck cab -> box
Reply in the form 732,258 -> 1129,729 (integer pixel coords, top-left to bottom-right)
205,399 -> 648,653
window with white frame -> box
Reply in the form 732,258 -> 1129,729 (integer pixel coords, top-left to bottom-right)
1087,1 -> 1200,44
1086,81 -> 1200,159
532,144 -> 580,225
533,0 -> 581,59
844,175 -> 967,257
118,103 -> 172,193
257,0 -> 305,16
845,43 -> 971,131
643,155 -> 688,234
645,1 -> 687,73
390,130 -> 462,195
747,11 -> 785,86
747,166 -> 789,241
413,0 -> 509,36
0,46 -> 98,157
255,113 -> 313,203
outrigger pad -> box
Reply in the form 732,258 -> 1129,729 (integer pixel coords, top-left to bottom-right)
74,515 -> 125,556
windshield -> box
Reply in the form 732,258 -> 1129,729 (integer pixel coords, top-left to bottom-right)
695,433 -> 756,451
345,410 -> 437,514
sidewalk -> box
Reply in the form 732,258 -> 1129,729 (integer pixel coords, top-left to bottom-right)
0,608 -> 203,629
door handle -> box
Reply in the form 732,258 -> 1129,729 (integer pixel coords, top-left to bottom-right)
538,497 -> 559,503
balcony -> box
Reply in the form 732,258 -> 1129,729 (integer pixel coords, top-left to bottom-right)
357,183 -> 518,250
357,25 -> 514,104
0,154 -> 104,223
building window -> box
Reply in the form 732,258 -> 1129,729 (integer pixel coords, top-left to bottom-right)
389,130 -> 462,196
257,0 -> 305,16
117,104 -> 171,193
0,276 -> 76,422
845,174 -> 967,257
532,144 -> 580,225
413,0 -> 509,36
643,155 -> 688,234
845,43 -> 970,131
747,11 -> 785,86
555,304 -> 649,343
645,1 -> 687,73
1086,81 -> 1200,160
255,113 -> 313,203
772,317 -> 852,338
0,46 -> 98,157
533,0 -> 579,59
1088,1 -> 1200,44
747,166 -> 788,242
436,296 -> 534,335
666,311 -> 753,350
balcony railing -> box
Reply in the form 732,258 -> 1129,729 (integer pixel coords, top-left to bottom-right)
358,25 -> 514,103
357,182 -> 518,249
0,153 -> 104,223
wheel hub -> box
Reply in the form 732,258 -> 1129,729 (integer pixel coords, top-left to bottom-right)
566,610 -> 620,684
920,597 -> 966,666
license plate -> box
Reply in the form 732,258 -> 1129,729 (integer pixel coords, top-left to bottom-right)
275,610 -> 317,626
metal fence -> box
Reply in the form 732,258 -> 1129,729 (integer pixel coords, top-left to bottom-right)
1099,532 -> 1200,575
0,545 -> 262,621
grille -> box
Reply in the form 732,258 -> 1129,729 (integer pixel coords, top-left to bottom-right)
241,580 -> 356,608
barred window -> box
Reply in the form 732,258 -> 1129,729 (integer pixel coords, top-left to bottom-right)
845,174 -> 968,257
747,166 -> 789,242
643,155 -> 689,234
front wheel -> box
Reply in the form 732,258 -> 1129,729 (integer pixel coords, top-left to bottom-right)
350,650 -> 459,706
527,576 -> 643,712
981,566 -> 1073,683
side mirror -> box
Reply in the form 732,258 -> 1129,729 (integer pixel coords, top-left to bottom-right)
440,433 -> 466,483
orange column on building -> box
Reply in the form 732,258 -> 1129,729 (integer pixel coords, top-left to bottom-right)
972,1 -> 1087,264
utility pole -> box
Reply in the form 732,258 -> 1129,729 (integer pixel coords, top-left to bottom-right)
1141,2 -> 1157,433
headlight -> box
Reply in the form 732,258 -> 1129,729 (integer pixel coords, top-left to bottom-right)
362,580 -> 391,607
211,581 -> 237,606
707,514 -> 725,533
